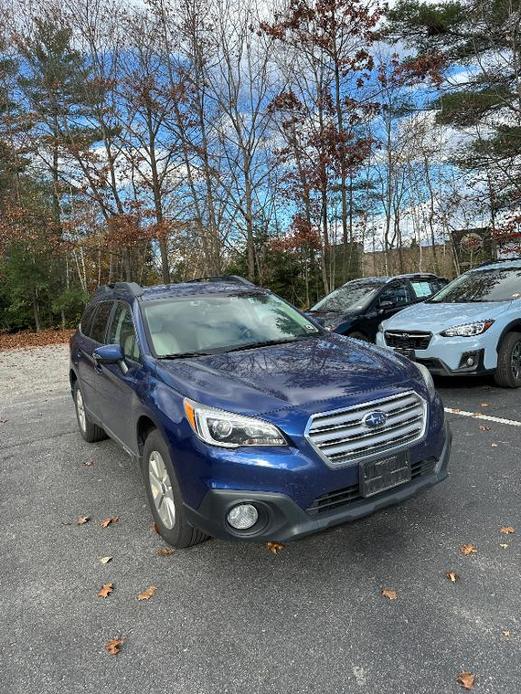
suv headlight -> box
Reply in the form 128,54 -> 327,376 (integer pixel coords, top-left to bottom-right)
184,399 -> 287,448
414,362 -> 435,398
441,320 -> 494,337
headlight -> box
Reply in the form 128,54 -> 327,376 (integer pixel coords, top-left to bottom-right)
441,320 -> 494,337
184,399 -> 287,448
414,362 -> 435,398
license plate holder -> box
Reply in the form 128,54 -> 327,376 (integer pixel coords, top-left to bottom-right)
359,453 -> 411,498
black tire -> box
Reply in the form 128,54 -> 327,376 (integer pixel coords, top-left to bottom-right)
141,429 -> 209,549
348,331 -> 371,342
73,381 -> 107,443
495,332 -> 521,388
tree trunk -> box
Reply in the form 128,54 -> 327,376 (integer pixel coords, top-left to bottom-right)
33,291 -> 41,332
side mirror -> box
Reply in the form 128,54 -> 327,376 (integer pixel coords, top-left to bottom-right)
379,300 -> 394,311
93,344 -> 124,364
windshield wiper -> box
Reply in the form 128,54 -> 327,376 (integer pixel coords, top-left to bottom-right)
158,351 -> 215,359
224,336 -> 316,353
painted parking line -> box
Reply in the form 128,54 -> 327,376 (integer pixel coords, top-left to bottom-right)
444,407 -> 521,427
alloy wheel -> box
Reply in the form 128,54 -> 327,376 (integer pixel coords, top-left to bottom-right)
511,340 -> 521,381
148,450 -> 176,530
76,389 -> 86,432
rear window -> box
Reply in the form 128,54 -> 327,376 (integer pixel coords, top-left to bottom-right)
89,302 -> 114,343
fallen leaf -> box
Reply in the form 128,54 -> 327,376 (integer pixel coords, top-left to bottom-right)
500,526 -> 515,535
156,547 -> 174,557
480,402 -> 489,408
0,328 -> 74,351
456,672 -> 476,690
381,588 -> 397,600
266,541 -> 285,554
100,516 -> 119,528
459,544 -> 478,556
502,629 -> 511,638
76,515 -> 90,525
137,585 -> 157,601
151,522 -> 160,534
99,556 -> 113,564
446,571 -> 460,583
97,582 -> 113,598
105,638 -> 124,655
479,425 -> 490,431
83,459 -> 95,467
491,443 -> 498,448
499,543 -> 509,549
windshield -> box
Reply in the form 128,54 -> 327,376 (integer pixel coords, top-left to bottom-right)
143,292 -> 321,357
428,268 -> 521,304
311,282 -> 382,312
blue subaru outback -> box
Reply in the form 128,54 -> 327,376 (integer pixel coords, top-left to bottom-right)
69,277 -> 451,548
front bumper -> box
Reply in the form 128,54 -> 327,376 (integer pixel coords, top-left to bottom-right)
376,331 -> 496,375
184,421 -> 452,542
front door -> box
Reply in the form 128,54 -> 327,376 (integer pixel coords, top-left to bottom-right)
96,301 -> 146,451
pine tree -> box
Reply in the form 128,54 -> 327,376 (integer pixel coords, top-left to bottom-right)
387,0 -> 521,212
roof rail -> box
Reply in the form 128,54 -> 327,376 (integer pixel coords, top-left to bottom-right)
189,275 -> 256,287
95,281 -> 144,297
476,257 -> 521,268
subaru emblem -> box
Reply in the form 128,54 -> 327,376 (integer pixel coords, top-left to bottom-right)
363,411 -> 387,429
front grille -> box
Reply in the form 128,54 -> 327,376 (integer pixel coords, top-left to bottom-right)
384,330 -> 432,350
306,458 -> 436,515
306,391 -> 427,466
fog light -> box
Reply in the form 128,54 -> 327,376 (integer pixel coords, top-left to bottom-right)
466,356 -> 475,367
227,503 -> 258,530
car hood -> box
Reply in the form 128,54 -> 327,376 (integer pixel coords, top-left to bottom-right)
382,300 -> 512,333
155,333 -> 420,417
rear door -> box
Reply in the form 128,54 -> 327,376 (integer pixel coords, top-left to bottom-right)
96,301 -> 146,450
76,301 -> 114,419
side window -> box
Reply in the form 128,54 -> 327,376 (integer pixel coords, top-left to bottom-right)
107,302 -> 140,361
90,302 -> 114,344
80,304 -> 97,337
379,283 -> 410,308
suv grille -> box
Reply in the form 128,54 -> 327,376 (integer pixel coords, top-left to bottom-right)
384,331 -> 432,350
305,391 -> 427,466
306,459 -> 436,515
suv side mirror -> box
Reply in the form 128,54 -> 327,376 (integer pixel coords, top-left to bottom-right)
93,344 -> 124,364
379,300 -> 394,311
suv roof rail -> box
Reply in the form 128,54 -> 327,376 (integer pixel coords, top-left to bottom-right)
476,257 -> 521,268
394,272 -> 437,279
95,281 -> 144,297
188,275 -> 256,287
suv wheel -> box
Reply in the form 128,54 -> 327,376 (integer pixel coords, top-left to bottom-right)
141,429 -> 209,548
73,382 -> 107,442
495,332 -> 521,388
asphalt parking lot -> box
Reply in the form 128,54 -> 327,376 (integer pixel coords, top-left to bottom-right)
1,346 -> 520,694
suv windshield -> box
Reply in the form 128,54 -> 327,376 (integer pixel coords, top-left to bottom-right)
143,292 -> 321,357
311,281 -> 383,312
428,267 -> 521,304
